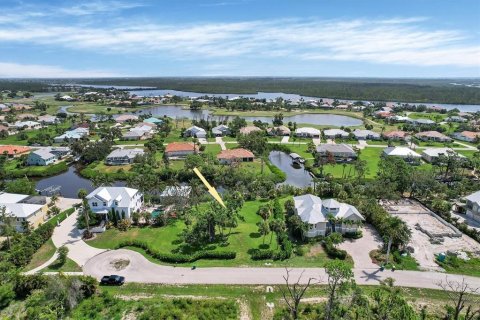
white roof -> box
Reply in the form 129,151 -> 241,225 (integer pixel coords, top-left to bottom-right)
353,129 -> 380,138
186,126 -> 206,133
106,148 -> 144,159
465,191 -> 480,205
324,129 -> 348,136
87,187 -> 139,207
14,121 -> 40,127
294,194 -> 364,224
1,203 -> 44,218
421,148 -> 465,158
295,127 -> 321,135
31,149 -> 56,160
0,192 -> 29,204
383,147 -> 421,158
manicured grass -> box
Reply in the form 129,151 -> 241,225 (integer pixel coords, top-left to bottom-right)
89,199 -> 334,268
366,139 -> 404,146
0,120 -> 73,145
415,140 -> 454,147
287,144 -> 314,159
203,143 -> 222,156
408,112 -> 446,121
225,142 -> 239,149
23,238 -> 56,272
4,159 -> 68,178
44,257 -> 82,272
456,150 -> 479,159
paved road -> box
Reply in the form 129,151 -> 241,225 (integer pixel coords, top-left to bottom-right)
83,249 -> 480,290
52,210 -> 106,267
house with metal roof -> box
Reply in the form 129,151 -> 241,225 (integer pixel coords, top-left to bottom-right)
26,149 -> 57,166
295,127 -> 321,138
53,127 -> 89,143
86,187 -> 143,220
383,147 -> 421,162
465,191 -> 480,222
323,129 -> 349,139
352,129 -> 381,140
267,125 -> 291,136
184,125 -> 207,138
421,148 -> 465,163
316,144 -> 357,161
293,194 -> 364,237
105,148 -> 144,165
143,117 -> 164,125
212,124 -> 230,136
0,192 -> 49,232
415,131 -> 452,142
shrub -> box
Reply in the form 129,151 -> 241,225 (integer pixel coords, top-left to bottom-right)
343,230 -> 363,239
117,219 -> 131,231
0,284 -> 15,309
251,249 -> 274,260
57,246 -> 69,266
115,240 -> 236,263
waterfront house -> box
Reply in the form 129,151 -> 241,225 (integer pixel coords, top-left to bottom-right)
465,191 -> 480,222
184,125 -> 207,138
406,118 -> 436,126
165,142 -> 198,159
105,148 -> 144,165
87,187 -> 143,220
115,114 -> 139,123
26,149 -> 56,166
239,126 -> 262,135
53,127 -> 89,143
316,144 -> 357,161
217,148 -> 254,164
0,192 -> 49,232
323,129 -> 349,139
212,124 -> 230,136
293,194 -> 364,237
267,125 -> 291,136
295,127 -> 321,138
143,117 -> 164,125
446,116 -> 467,123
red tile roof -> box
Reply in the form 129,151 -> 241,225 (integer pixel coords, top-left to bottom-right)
217,148 -> 254,160
459,131 -> 480,139
0,145 -> 31,155
165,142 -> 198,153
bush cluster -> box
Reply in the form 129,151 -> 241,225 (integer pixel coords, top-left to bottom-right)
323,238 -> 347,260
250,231 -> 293,260
115,240 -> 236,263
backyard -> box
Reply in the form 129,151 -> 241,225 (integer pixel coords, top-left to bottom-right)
88,199 -> 340,268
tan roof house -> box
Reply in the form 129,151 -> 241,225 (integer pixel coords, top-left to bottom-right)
217,148 -> 254,164
415,131 -> 452,142
239,126 -> 262,135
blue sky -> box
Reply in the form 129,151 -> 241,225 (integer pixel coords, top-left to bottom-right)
0,0 -> 479,78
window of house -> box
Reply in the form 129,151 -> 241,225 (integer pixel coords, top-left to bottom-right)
114,201 -> 118,206
103,202 -> 107,206
92,202 -> 97,207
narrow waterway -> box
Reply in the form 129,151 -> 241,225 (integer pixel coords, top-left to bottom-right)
268,151 -> 313,188
35,165 -> 125,198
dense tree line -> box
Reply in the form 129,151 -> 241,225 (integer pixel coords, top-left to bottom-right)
72,78 -> 480,104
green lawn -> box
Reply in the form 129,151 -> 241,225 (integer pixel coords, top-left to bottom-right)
408,112 -> 446,121
44,257 -> 82,272
4,159 -> 68,178
366,139 -> 404,146
225,142 -> 239,149
89,199 -> 335,268
23,238 -> 56,272
287,144 -> 314,159
456,150 -> 479,159
203,143 -> 222,156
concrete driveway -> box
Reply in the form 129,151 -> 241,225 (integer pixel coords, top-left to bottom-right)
339,225 -> 382,269
83,249 -> 480,290
215,136 -> 226,150
52,210 -> 106,267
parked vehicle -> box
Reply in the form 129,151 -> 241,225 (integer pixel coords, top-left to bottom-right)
100,275 -> 125,285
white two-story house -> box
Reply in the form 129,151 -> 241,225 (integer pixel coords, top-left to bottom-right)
86,187 -> 143,220
293,194 -> 364,237
465,191 -> 480,222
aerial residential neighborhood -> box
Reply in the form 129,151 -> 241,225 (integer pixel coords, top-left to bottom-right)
0,0 -> 480,319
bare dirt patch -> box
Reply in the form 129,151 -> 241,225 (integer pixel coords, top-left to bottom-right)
110,259 -> 130,271
305,244 -> 324,257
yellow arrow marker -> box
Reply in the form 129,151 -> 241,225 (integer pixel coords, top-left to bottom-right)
193,167 -> 226,207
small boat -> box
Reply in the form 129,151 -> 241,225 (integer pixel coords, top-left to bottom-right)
289,153 -> 305,164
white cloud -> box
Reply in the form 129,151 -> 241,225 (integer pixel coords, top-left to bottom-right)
0,12 -> 479,68
0,62 -> 121,78
58,1 -> 145,16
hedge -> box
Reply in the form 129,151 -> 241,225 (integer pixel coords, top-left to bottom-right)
251,249 -> 274,260
323,240 -> 347,260
115,240 -> 236,263
265,160 -> 287,183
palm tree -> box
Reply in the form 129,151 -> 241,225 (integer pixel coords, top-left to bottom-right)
50,194 -> 59,207
384,216 -> 406,266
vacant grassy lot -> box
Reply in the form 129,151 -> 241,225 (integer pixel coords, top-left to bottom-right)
23,238 -> 56,272
89,199 -> 335,268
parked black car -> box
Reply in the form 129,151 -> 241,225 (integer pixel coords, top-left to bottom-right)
100,275 -> 125,285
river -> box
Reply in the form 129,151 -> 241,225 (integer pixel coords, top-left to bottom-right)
268,151 -> 313,188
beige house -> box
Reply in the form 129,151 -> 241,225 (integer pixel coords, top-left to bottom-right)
0,192 -> 49,232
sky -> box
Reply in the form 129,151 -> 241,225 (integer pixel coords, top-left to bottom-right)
0,0 -> 479,78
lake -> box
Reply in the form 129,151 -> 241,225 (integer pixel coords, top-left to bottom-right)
268,151 -> 313,188
139,105 -> 363,126
35,165 -> 125,198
